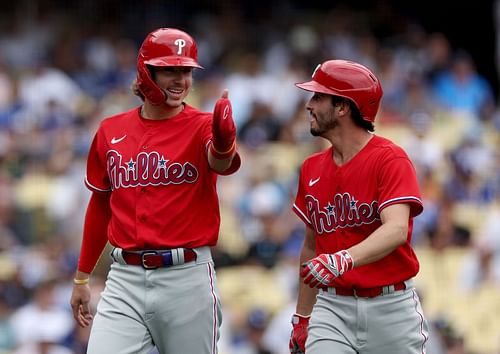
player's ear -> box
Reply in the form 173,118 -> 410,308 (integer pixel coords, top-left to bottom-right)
337,100 -> 347,114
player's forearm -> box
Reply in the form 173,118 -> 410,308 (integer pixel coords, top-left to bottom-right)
348,204 -> 410,267
348,220 -> 408,267
75,270 -> 91,281
295,279 -> 318,315
295,227 -> 317,315
208,149 -> 234,172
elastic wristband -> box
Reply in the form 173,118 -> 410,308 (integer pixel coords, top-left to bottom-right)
211,140 -> 236,155
73,278 -> 90,285
210,141 -> 236,159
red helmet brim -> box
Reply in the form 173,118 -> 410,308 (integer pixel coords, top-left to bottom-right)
145,56 -> 204,69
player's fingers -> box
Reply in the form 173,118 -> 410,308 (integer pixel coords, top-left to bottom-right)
220,88 -> 229,99
302,271 -> 314,285
78,304 -> 93,327
306,272 -> 319,287
314,273 -> 331,288
308,278 -> 319,288
71,303 -> 80,323
300,264 -> 310,278
79,302 -> 93,324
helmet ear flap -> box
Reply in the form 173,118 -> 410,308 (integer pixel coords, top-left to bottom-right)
136,60 -> 166,105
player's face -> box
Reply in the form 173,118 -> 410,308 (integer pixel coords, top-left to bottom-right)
306,93 -> 338,136
154,66 -> 193,107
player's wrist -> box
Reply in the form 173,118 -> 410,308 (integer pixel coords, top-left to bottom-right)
209,141 -> 236,159
74,270 -> 91,285
337,250 -> 354,271
333,249 -> 355,270
292,313 -> 310,325
73,277 -> 90,285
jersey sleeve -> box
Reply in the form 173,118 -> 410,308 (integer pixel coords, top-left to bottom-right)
85,129 -> 112,192
77,191 -> 111,273
292,163 -> 312,226
377,156 -> 423,217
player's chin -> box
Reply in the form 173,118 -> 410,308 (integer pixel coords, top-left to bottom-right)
163,96 -> 186,108
310,126 -> 322,137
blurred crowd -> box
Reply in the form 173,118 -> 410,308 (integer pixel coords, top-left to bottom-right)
0,1 -> 500,354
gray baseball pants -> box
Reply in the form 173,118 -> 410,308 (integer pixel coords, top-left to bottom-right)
306,281 -> 429,354
86,246 -> 221,354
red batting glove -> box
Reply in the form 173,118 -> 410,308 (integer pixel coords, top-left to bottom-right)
289,313 -> 310,354
210,89 -> 236,159
301,250 -> 354,288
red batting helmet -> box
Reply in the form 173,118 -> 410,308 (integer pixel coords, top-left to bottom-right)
296,60 -> 383,122
136,28 -> 203,105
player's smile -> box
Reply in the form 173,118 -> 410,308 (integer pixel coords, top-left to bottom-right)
155,66 -> 193,106
165,87 -> 186,100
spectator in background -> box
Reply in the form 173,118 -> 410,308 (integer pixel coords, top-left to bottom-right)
0,291 -> 16,352
10,280 -> 74,354
229,308 -> 272,354
461,206 -> 500,292
238,101 -> 282,150
431,50 -> 495,123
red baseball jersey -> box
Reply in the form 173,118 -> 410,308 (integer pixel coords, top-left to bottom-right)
85,104 -> 234,250
293,135 -> 423,288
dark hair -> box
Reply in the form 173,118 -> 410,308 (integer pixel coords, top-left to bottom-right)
331,96 -> 375,132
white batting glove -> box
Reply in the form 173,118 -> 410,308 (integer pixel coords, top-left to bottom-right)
301,250 -> 354,288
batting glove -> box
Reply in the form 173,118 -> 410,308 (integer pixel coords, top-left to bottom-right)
301,250 -> 354,288
210,90 -> 236,159
289,313 -> 310,354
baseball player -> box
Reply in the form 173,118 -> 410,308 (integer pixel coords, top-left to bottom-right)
289,60 -> 429,354
69,27 -> 240,354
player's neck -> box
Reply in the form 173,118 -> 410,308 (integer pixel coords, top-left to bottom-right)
141,102 -> 184,120
331,129 -> 373,166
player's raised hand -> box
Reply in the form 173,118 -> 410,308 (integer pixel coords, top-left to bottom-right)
301,250 -> 354,288
210,89 -> 236,159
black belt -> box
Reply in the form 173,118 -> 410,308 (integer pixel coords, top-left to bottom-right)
120,249 -> 197,269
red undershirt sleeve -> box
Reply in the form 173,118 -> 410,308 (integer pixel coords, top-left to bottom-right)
77,191 -> 112,273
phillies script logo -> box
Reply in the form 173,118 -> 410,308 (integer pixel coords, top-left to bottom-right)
107,150 -> 198,189
306,192 -> 379,234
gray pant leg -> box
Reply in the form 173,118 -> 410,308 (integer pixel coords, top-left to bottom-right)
307,287 -> 428,354
147,261 -> 222,354
87,264 -> 155,354
306,293 -> 357,354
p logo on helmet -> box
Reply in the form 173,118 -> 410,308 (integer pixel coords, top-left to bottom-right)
174,38 -> 186,55
136,28 -> 204,105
